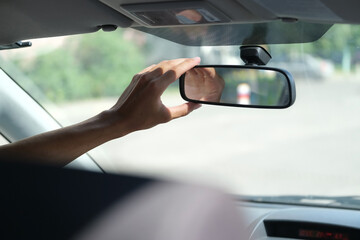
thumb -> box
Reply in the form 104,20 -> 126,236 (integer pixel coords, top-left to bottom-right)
167,102 -> 202,120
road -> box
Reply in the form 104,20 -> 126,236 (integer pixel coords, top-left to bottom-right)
49,78 -> 360,197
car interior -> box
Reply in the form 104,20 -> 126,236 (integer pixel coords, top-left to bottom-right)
1,0 -> 360,239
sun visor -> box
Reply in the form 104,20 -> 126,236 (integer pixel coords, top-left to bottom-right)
252,0 -> 343,22
99,0 -> 332,46
133,21 -> 332,46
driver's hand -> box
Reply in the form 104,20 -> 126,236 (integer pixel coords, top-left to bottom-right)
107,58 -> 202,137
184,67 -> 225,102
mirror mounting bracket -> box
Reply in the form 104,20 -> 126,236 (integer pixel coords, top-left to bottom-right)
240,46 -> 272,66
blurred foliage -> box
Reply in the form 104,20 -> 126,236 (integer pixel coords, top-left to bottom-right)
3,24 -> 360,104
311,25 -> 360,59
271,24 -> 360,65
13,29 -> 145,102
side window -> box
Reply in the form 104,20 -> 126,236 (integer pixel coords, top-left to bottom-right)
0,134 -> 9,146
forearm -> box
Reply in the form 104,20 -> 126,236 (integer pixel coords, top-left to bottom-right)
0,58 -> 201,167
0,110 -> 125,166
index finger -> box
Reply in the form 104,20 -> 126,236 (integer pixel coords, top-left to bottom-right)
157,57 -> 201,92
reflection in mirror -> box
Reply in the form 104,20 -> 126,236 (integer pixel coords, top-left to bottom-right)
180,66 -> 295,108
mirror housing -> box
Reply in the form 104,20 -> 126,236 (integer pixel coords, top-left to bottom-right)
179,65 -> 296,109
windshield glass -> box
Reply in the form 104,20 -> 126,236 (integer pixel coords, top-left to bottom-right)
1,24 -> 360,208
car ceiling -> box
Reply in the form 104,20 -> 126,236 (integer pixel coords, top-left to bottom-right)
1,0 -> 360,46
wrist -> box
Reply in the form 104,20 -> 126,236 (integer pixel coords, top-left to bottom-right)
95,109 -> 130,141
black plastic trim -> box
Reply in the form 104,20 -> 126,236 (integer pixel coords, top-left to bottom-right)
264,220 -> 360,239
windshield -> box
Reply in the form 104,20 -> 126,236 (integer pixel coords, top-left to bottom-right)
1,24 -> 360,208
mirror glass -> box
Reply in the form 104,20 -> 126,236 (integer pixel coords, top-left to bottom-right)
181,67 -> 294,108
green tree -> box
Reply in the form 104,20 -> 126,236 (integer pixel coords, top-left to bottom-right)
270,24 -> 360,72
17,29 -> 145,102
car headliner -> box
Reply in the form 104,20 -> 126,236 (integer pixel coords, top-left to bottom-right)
1,0 -> 360,46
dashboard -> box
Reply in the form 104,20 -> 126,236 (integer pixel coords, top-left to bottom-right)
0,160 -> 359,240
240,201 -> 360,240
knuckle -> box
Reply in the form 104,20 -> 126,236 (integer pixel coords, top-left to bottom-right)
147,80 -> 159,91
137,74 -> 148,84
154,67 -> 164,75
164,70 -> 176,80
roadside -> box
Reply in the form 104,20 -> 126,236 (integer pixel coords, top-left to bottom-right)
46,79 -> 360,196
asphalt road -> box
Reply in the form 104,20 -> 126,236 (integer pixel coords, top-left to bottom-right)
50,78 -> 360,197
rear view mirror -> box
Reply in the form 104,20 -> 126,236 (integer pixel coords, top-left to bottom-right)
180,66 -> 296,108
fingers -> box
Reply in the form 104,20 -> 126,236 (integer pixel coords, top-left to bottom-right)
132,58 -> 201,96
125,57 -> 201,104
138,64 -> 156,74
155,58 -> 190,73
146,58 -> 189,76
166,102 -> 202,120
158,57 -> 201,92
131,64 -> 156,84
113,64 -> 158,108
133,58 -> 191,86
148,58 -> 192,80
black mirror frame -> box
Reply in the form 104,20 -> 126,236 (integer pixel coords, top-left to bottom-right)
179,65 -> 296,109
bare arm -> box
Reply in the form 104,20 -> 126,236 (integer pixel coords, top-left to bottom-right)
0,58 -> 201,166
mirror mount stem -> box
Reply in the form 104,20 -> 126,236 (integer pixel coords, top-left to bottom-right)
240,46 -> 272,66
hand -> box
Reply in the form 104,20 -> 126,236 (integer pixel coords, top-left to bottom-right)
107,58 -> 202,137
0,58 -> 202,165
184,67 -> 225,102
